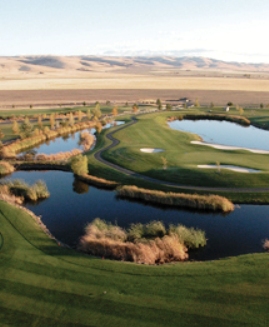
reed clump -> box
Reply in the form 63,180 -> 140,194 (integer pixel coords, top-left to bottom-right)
117,186 -> 234,212
78,218 -> 207,264
77,174 -> 119,189
0,184 -> 23,204
35,149 -> 82,162
0,179 -> 50,202
0,161 -> 15,176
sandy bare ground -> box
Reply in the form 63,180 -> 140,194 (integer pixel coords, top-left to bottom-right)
1,89 -> 269,108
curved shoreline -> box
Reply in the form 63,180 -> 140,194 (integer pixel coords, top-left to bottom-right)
93,117 -> 269,194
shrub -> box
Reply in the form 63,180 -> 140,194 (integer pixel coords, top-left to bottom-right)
70,154 -> 88,176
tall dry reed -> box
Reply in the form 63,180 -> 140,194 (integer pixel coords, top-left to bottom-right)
117,186 -> 234,212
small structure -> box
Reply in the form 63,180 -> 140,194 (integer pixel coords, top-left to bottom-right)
225,106 -> 230,112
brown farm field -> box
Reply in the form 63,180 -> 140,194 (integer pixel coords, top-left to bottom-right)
1,55 -> 269,108
1,89 -> 269,109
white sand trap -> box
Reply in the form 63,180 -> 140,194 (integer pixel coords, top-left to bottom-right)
198,165 -> 260,173
140,148 -> 164,153
191,141 -> 269,154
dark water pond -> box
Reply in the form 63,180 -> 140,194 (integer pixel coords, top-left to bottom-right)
169,120 -> 269,151
2,170 -> 269,261
21,121 -> 124,155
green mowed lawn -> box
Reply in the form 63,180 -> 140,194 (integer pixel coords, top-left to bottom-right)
0,200 -> 269,326
101,112 -> 269,188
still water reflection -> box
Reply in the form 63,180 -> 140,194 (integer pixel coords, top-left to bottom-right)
3,170 -> 269,261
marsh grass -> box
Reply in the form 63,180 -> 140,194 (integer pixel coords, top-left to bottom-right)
0,179 -> 50,202
117,185 -> 234,212
79,219 -> 207,264
0,161 -> 15,176
77,174 -> 119,189
168,224 -> 207,249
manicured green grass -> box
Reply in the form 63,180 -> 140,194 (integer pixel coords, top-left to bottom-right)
0,200 -> 269,326
99,111 -> 269,188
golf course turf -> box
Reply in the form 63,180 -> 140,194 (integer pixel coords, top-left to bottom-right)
0,199 -> 269,326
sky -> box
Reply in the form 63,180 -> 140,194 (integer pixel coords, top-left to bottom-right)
1,0 -> 269,63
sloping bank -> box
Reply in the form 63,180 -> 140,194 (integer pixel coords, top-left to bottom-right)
117,185 -> 234,212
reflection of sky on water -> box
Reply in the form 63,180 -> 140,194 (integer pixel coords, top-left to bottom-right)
2,170 -> 269,261
21,121 -> 124,155
169,120 -> 269,151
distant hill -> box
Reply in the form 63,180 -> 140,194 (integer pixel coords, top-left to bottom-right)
1,55 -> 269,74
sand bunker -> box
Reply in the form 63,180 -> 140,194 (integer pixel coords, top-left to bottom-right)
198,165 -> 260,173
140,148 -> 164,153
191,141 -> 269,154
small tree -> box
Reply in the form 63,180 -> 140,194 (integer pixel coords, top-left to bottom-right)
112,106 -> 118,116
37,115 -> 43,129
132,104 -> 138,113
95,121 -> 102,134
69,112 -> 74,126
20,117 -> 32,138
12,120 -> 19,134
50,114 -> 55,129
91,103 -> 102,119
166,104 -> 172,111
86,109 -> 91,120
70,154 -> 88,176
260,103 -> 264,109
210,102 -> 214,109
156,99 -> 162,110
106,100 -> 111,105
194,99 -> 200,107
77,110 -> 83,122
82,101 -> 86,107
227,102 -> 233,107
161,157 -> 168,170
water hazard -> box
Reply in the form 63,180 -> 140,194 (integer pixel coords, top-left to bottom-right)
2,170 -> 269,261
169,119 -> 269,151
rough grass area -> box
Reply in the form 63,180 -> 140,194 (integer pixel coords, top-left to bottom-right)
0,200 -> 269,326
117,185 -> 234,212
79,219 -> 206,264
0,179 -> 50,201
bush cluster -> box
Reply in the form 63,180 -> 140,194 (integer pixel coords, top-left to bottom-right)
78,218 -> 206,264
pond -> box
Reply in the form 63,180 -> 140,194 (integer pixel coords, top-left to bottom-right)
169,119 -> 269,152
2,170 -> 269,261
20,121 -> 125,155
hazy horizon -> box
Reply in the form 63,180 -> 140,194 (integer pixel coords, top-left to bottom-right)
1,0 -> 269,63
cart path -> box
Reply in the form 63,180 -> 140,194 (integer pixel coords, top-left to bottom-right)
94,117 -> 269,193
